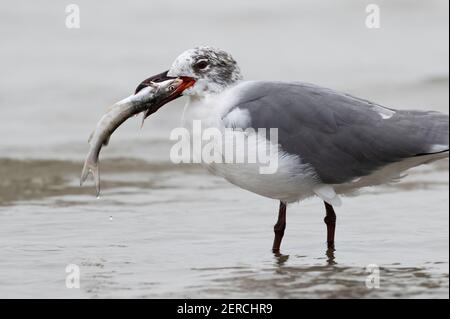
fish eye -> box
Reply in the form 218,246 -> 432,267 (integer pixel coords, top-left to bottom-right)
194,59 -> 209,70
168,85 -> 176,92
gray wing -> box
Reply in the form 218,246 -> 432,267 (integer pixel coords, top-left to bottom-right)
224,81 -> 449,184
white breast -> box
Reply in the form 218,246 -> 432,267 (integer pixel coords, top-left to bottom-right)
181,92 -> 320,203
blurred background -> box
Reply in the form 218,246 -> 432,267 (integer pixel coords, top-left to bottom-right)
0,0 -> 448,298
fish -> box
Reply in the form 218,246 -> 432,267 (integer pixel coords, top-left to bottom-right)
80,78 -> 183,196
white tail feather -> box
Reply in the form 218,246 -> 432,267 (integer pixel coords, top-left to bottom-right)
314,185 -> 342,207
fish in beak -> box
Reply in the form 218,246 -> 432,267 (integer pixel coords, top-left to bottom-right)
80,73 -> 195,196
135,70 -> 195,123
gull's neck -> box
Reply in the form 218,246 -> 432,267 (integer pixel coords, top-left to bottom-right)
182,81 -> 243,129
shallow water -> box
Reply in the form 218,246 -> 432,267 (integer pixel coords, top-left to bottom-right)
0,158 -> 448,298
0,1 -> 448,298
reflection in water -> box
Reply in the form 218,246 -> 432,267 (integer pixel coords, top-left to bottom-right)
326,248 -> 337,266
273,251 -> 290,267
274,247 -> 336,267
274,247 -> 336,268
187,259 -> 449,299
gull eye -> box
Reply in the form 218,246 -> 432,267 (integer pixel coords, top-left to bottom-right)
194,59 -> 209,70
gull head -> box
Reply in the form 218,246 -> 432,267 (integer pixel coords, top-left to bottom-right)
167,46 -> 243,96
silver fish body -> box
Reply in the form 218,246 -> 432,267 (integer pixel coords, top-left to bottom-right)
80,79 -> 180,196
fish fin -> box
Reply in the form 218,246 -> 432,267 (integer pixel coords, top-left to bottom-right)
80,161 -> 91,186
140,109 -> 153,129
313,185 -> 342,207
140,112 -> 146,129
80,158 -> 101,197
94,167 -> 101,197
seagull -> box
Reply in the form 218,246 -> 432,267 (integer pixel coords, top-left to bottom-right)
135,46 -> 449,252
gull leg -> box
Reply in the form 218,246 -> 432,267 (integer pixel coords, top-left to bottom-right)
324,202 -> 337,249
272,201 -> 287,252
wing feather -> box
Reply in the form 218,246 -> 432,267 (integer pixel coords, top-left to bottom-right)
223,81 -> 449,184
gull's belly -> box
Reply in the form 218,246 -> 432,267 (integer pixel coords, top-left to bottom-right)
182,95 -> 319,203
198,133 -> 319,203
207,161 -> 318,203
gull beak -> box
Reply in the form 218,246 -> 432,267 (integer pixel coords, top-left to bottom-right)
135,70 -> 195,122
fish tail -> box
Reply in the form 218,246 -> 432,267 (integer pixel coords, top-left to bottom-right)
80,157 -> 101,197
80,161 -> 90,186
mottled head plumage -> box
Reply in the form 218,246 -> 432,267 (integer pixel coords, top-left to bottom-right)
168,46 -> 243,96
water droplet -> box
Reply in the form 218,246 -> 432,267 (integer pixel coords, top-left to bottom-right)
109,216 -> 113,221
